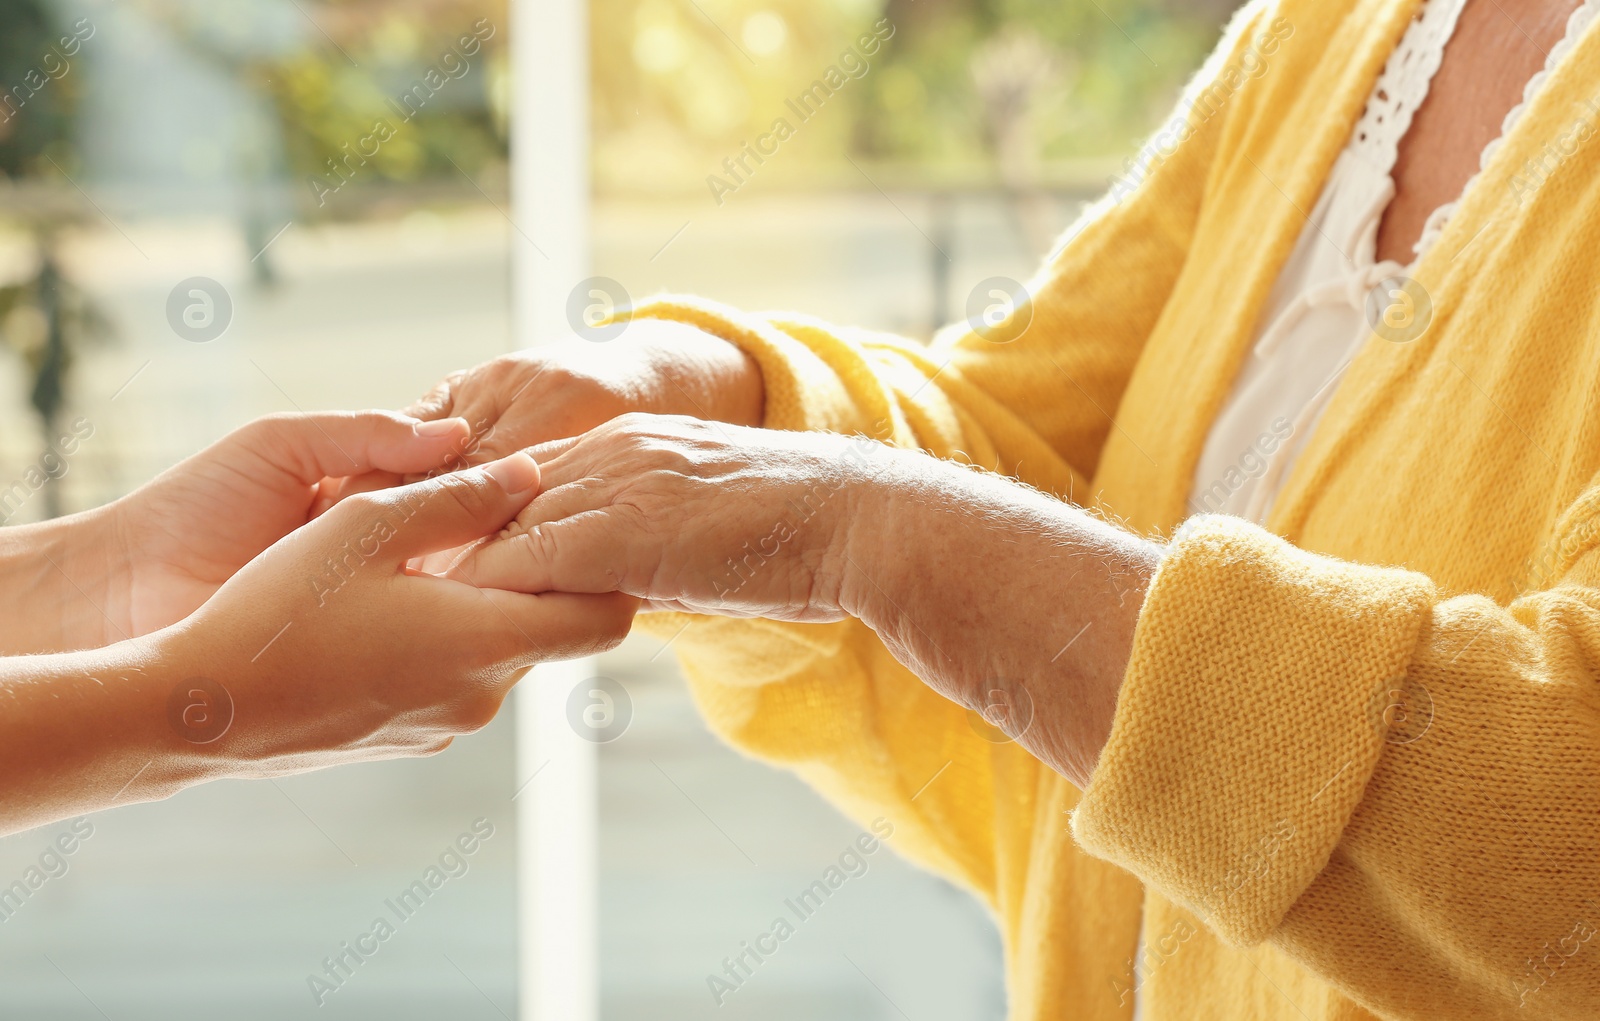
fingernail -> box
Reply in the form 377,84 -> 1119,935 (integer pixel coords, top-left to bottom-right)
483,452 -> 538,495
415,417 -> 468,438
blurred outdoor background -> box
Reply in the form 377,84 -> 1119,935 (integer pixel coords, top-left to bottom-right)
0,0 -> 1233,1017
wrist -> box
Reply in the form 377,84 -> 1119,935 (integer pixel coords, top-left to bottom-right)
0,627 -> 223,835
0,508 -> 117,654
633,319 -> 765,427
140,622 -> 244,782
835,445 -> 928,624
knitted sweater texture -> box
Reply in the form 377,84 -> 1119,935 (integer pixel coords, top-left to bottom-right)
633,1 -> 1600,1016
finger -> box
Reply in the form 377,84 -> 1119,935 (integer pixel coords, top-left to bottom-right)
639,597 -> 761,616
233,411 -> 474,487
449,511 -> 631,595
510,475 -> 609,533
362,451 -> 542,560
403,430 -> 581,486
310,477 -> 342,519
434,431 -> 507,473
311,469 -> 408,518
526,433 -> 586,465
516,441 -> 592,493
471,588 -> 639,667
401,423 -> 508,483
403,372 -> 462,420
406,539 -> 484,577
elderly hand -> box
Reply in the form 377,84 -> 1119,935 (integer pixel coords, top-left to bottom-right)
312,321 -> 762,512
449,413 -> 880,621
402,320 -> 764,468
450,413 -> 1163,786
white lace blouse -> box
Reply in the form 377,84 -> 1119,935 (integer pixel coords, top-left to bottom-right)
1185,0 -> 1599,525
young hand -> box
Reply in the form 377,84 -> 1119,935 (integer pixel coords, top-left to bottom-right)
168,450 -> 639,771
24,411 -> 475,653
0,451 -> 639,835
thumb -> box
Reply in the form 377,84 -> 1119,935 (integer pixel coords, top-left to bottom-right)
372,452 -> 542,561
403,371 -> 461,420
232,410 -> 475,486
474,589 -> 640,669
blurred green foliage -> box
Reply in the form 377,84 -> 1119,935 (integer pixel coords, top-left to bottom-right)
0,0 -> 510,198
0,0 -> 82,177
2,0 -> 1235,197
261,0 -> 509,204
593,0 -> 1237,191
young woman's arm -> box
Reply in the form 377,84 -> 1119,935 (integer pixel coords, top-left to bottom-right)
0,448 -> 636,837
0,410 -> 483,657
0,516 -> 83,655
0,634 -> 213,826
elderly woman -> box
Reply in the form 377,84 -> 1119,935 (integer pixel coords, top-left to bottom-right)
411,0 -> 1600,1017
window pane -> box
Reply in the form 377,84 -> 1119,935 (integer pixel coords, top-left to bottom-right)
0,1 -> 516,1017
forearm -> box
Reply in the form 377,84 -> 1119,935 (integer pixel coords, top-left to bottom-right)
0,628 -> 213,836
630,297 -> 1093,503
839,449 -> 1161,787
454,419 -> 1151,785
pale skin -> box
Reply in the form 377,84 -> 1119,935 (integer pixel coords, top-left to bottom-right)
0,412 -> 635,836
445,415 -> 1158,786
408,0 -> 1575,788
407,345 -> 1153,789
0,0 -> 1562,833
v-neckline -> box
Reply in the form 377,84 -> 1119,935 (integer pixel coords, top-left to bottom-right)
1380,0 -> 1596,270
1093,0 -> 1430,535
1265,2 -> 1600,542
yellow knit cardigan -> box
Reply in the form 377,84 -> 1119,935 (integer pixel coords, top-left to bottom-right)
632,0 -> 1600,1016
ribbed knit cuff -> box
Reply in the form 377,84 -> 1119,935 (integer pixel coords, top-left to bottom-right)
631,295 -> 868,436
1071,515 -> 1435,945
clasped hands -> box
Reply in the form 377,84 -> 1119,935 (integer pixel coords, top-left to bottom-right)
3,321 -> 1156,835
406,322 -> 1161,790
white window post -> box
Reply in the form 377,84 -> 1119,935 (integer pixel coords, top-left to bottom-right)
511,0 -> 597,1018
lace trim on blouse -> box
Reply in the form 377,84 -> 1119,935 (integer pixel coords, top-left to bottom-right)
1409,0 -> 1600,261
